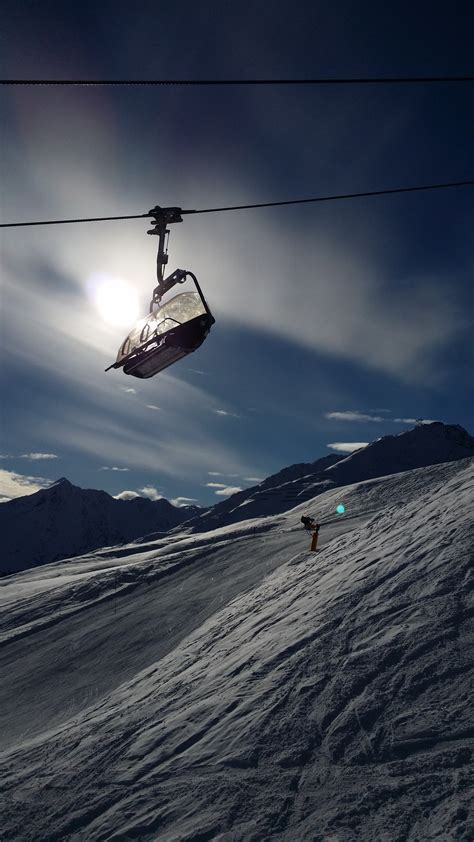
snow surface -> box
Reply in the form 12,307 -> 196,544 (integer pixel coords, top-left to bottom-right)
1,456 -> 473,840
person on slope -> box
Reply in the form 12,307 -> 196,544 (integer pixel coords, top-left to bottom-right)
301,515 -> 321,552
301,514 -> 318,532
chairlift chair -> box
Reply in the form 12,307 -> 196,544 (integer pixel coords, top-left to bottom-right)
106,206 -> 215,379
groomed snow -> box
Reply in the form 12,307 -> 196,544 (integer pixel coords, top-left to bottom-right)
1,458 -> 473,841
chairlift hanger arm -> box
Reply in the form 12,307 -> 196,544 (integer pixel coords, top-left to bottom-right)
146,206 -> 185,306
149,268 -> 188,310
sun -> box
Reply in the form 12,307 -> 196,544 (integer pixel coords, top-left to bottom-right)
89,274 -> 140,327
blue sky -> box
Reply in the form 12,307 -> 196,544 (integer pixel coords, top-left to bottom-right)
1,1 -> 473,505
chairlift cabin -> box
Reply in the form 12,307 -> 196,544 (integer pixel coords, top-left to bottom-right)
106,206 -> 215,379
108,275 -> 214,379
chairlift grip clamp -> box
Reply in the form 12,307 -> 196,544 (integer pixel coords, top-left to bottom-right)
147,206 -> 183,228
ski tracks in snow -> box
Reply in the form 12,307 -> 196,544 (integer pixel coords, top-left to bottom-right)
0,458 -> 473,841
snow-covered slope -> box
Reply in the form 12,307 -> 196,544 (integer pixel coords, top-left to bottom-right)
0,478 -> 200,574
181,452 -> 342,533
182,422 -> 474,533
0,456 -> 472,841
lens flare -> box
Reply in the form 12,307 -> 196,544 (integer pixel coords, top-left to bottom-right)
88,273 -> 140,327
336,504 -> 345,514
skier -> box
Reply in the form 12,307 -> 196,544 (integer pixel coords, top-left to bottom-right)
301,514 -> 318,531
301,515 -> 320,552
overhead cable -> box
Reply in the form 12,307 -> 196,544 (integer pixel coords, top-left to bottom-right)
184,180 -> 474,216
1,76 -> 474,87
1,179 -> 473,229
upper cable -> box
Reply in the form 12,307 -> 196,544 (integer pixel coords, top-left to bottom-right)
1,76 -> 474,86
1,179 -> 473,228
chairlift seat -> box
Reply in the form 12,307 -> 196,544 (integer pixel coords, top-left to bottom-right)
108,288 -> 215,379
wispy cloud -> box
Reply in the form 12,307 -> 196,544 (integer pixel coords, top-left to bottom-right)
184,206 -> 466,382
243,476 -> 264,483
171,496 -> 198,507
99,466 -> 130,472
114,490 -> 140,500
325,411 -> 385,423
0,469 -> 53,501
138,486 -> 163,501
208,471 -> 241,478
213,409 -> 240,418
2,89 -> 467,391
326,411 -> 438,427
326,442 -> 368,453
394,417 -> 438,424
146,405 -> 161,411
120,386 -> 136,394
20,452 -> 59,460
1,452 -> 58,461
114,486 -> 163,501
30,392 -> 256,483
206,482 -> 242,496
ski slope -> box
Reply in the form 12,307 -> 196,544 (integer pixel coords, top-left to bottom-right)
1,457 -> 473,841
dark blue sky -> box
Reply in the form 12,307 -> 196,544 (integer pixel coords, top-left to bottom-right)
1,1 -> 473,505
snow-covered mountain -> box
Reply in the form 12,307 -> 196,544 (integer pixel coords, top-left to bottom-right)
174,452 -> 343,534
182,422 -> 474,532
1,456 -> 472,840
2,423 -> 472,576
0,478 -> 200,574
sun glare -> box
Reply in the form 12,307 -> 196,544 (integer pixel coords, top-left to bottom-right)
89,274 -> 140,327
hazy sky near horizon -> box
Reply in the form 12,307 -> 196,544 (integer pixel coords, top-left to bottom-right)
1,1 -> 473,505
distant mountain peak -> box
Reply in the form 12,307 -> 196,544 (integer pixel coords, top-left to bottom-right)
0,477 -> 200,574
52,477 -> 73,487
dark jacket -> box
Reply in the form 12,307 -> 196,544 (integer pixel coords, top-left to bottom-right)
301,515 -> 318,530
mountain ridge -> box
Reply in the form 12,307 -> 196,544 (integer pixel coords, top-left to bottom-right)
1,422 -> 472,574
0,481 -> 200,574
179,421 -> 474,533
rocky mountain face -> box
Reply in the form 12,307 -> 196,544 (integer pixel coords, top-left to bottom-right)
0,479 -> 200,574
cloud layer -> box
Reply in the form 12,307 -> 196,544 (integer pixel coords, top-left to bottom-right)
325,411 -> 385,423
206,482 -> 243,497
326,442 -> 368,453
2,59 -> 470,503
325,411 -> 439,425
0,469 -> 53,502
2,87 -> 467,398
